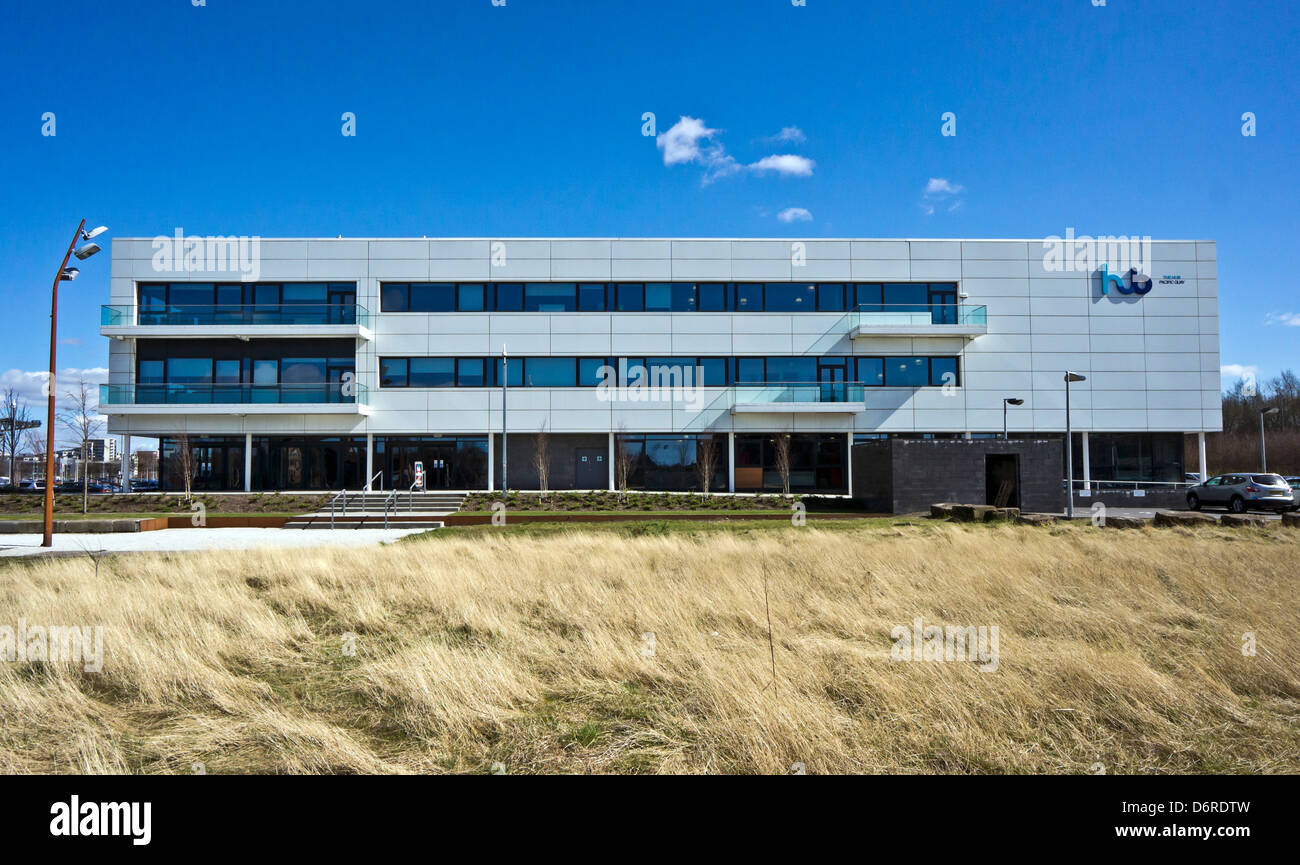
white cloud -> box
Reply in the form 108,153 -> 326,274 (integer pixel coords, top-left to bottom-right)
767,126 -> 806,144
1264,311 -> 1300,327
656,115 -> 814,184
1220,363 -> 1259,380
777,207 -> 813,223
749,154 -> 815,177
920,177 -> 965,216
0,368 -> 110,443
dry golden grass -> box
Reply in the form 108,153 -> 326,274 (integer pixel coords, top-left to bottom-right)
1,520 -> 1297,774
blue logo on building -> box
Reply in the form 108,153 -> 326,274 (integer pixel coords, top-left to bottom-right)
1100,264 -> 1153,296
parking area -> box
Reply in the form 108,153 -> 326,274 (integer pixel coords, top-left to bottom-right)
0,527 -> 431,557
1063,506 -> 1286,522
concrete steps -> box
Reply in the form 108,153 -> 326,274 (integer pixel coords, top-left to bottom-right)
285,491 -> 467,529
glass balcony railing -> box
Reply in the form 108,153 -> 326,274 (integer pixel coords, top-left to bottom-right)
99,382 -> 368,406
732,381 -> 865,405
101,304 -> 369,327
851,303 -> 987,328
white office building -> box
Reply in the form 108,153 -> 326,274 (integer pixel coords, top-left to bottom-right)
100,237 -> 1220,501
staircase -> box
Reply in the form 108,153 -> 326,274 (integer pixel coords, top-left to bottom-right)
284,490 -> 467,530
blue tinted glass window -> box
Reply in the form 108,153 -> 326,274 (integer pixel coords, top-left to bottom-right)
856,357 -> 884,386
493,357 -> 524,387
930,357 -> 958,387
616,284 -> 644,311
524,357 -> 576,387
817,284 -> 846,311
735,283 -> 762,311
215,284 -> 243,306
698,357 -> 728,386
410,358 -> 454,387
578,284 -> 607,311
457,284 -> 485,311
282,283 -> 326,304
456,358 -> 486,386
645,283 -> 672,311
138,360 -> 164,383
764,283 -> 816,312
281,358 -> 326,383
252,360 -> 278,385
765,356 -> 817,382
698,283 -> 727,311
381,284 -> 408,311
736,357 -> 765,382
167,358 -> 212,383
671,283 -> 698,312
409,283 -> 455,312
494,283 -> 523,311
380,358 -> 407,387
883,283 -> 928,309
578,357 -> 611,386
854,283 -> 882,309
621,357 -> 646,386
884,356 -> 928,387
139,284 -> 166,307
525,283 -> 576,311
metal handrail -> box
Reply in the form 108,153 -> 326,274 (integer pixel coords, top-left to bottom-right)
364,470 -> 384,492
383,490 -> 398,529
328,489 -> 347,529
409,481 -> 422,513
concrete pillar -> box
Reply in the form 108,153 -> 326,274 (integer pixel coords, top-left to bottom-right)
243,432 -> 252,493
121,434 -> 131,492
1081,431 -> 1091,491
845,431 -> 853,498
487,433 -> 495,492
366,432 -> 375,489
727,432 -> 736,493
607,431 -> 615,491
1198,431 -> 1208,481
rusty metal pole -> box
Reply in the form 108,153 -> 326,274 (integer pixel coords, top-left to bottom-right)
43,219 -> 84,548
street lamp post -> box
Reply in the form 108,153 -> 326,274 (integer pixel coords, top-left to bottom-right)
43,221 -> 107,548
501,345 -> 508,493
1003,397 -> 1024,440
1260,406 -> 1279,473
1064,372 -> 1086,519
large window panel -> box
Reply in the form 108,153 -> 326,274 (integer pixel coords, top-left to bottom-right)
409,357 -> 454,387
524,283 -> 576,312
380,357 -> 408,387
884,356 -> 929,387
578,283 -> 607,311
409,283 -> 455,312
381,283 -> 409,312
524,357 -> 576,387
764,283 -> 817,312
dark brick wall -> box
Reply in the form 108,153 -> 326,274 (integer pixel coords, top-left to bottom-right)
852,438 -> 1066,514
1072,489 -> 1186,510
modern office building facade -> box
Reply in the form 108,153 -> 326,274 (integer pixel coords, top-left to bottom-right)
100,237 -> 1221,500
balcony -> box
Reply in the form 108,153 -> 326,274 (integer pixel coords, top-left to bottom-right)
99,382 -> 371,416
730,382 -> 866,414
100,304 -> 372,340
849,304 -> 987,338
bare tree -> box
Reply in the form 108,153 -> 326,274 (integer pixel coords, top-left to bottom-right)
0,388 -> 34,487
174,429 -> 196,502
533,423 -> 551,498
772,432 -> 792,497
57,377 -> 103,514
26,432 -> 46,486
614,423 -> 632,500
696,434 -> 719,495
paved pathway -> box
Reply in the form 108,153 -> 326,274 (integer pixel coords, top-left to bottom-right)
0,527 -> 431,557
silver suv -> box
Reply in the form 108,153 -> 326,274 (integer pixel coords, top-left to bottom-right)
1286,478 -> 1300,511
1186,474 -> 1294,514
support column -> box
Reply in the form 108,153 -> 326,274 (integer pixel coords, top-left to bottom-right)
845,431 -> 853,498
487,433 -> 495,492
607,431 -> 615,491
727,432 -> 736,493
1081,431 -> 1091,492
366,432 -> 375,489
1198,431 -> 1207,482
121,434 -> 131,492
243,432 -> 252,493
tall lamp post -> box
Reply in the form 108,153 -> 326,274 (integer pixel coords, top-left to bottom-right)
1259,406 -> 1279,473
1063,372 -> 1086,519
1002,397 -> 1024,439
501,345 -> 508,493
43,221 -> 108,548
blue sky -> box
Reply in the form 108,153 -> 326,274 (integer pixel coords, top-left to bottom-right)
0,0 -> 1296,444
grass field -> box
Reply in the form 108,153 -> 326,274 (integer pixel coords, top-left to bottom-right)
1,519 -> 1297,774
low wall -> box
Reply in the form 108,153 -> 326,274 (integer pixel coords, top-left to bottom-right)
1072,489 -> 1187,510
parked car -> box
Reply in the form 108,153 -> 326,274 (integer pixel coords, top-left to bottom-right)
1186,473 -> 1294,514
130,479 -> 159,492
1286,478 -> 1300,511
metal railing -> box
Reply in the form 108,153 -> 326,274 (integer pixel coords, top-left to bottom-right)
851,303 -> 987,328
732,381 -> 866,405
383,490 -> 398,529
100,382 -> 367,406
102,303 -> 369,328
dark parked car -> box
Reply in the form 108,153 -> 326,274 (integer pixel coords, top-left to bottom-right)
1186,474 -> 1293,514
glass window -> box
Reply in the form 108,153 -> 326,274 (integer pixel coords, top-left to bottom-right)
621,358 -> 646,386
381,283 -> 408,312
494,283 -> 523,311
764,283 -> 816,312
282,283 -> 326,304
169,284 -> 215,306
735,283 -> 762,311
645,283 -> 672,311
380,358 -> 408,387
524,283 -> 576,312
252,359 -> 278,385
884,356 -> 929,387
698,357 -> 728,387
578,283 -> 607,311
817,284 -> 846,311
765,356 -> 817,382
409,283 -> 455,312
281,358 -> 326,383
167,358 -> 212,383
578,357 -> 612,386
671,283 -> 698,312
139,284 -> 166,307
697,283 -> 727,311
213,360 -> 241,383
930,357 -> 959,387
524,357 -> 576,387
616,284 -> 644,311
492,357 -> 524,387
457,284 -> 485,311
409,358 -> 454,387
138,359 -> 164,383
883,283 -> 928,309
854,283 -> 882,309
736,357 -> 765,383
215,284 -> 243,307
456,358 -> 486,387
856,357 -> 884,386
